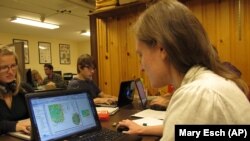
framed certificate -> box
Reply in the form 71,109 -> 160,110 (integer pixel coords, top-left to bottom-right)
38,42 -> 52,64
59,44 -> 71,64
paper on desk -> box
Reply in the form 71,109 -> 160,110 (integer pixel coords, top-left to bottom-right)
131,109 -> 166,120
133,117 -> 163,126
96,107 -> 119,115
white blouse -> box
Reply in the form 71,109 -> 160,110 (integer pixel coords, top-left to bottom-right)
160,66 -> 250,141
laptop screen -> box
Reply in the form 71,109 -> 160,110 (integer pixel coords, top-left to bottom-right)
135,79 -> 147,108
26,90 -> 100,141
117,80 -> 135,107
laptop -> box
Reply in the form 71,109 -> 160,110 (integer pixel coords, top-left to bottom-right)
96,80 -> 135,108
25,89 -> 142,141
132,79 -> 166,120
134,78 -> 148,109
134,78 -> 166,111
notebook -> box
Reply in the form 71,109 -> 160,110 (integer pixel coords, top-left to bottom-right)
96,80 -> 135,108
25,89 -> 142,141
96,107 -> 119,115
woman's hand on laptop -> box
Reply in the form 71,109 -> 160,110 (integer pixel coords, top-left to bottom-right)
103,94 -> 118,104
105,97 -> 118,105
16,118 -> 31,134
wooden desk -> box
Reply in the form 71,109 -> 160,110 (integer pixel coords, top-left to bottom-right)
0,135 -> 21,141
0,104 -> 160,141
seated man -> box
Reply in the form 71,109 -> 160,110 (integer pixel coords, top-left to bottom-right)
42,64 -> 66,89
67,54 -> 117,105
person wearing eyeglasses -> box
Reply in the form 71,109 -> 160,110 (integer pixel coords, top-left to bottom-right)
67,54 -> 117,105
0,45 -> 32,135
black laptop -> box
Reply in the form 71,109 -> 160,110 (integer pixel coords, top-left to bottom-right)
96,80 -> 135,108
25,89 -> 142,141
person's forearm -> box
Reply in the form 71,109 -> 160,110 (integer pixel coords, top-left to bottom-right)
139,125 -> 163,136
0,120 -> 17,134
94,97 -> 103,104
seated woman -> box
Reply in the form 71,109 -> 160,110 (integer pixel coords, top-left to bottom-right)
67,54 -> 117,105
31,69 -> 43,87
0,45 -> 33,135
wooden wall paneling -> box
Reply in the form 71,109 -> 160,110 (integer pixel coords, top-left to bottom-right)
201,0 -> 217,44
228,0 -> 237,65
118,15 -> 130,80
230,0 -> 247,84
96,19 -> 101,88
97,19 -> 111,94
185,0 -> 203,22
229,0 -> 238,74
108,17 -> 121,96
96,19 -> 104,93
216,0 -> 231,61
244,0 -> 250,86
182,0 -> 249,87
126,13 -> 139,80
90,2 -> 149,95
101,18 -> 113,95
238,0 -> 250,86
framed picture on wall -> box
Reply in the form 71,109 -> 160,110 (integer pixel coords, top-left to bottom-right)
13,39 -> 29,64
38,42 -> 52,64
59,44 -> 70,64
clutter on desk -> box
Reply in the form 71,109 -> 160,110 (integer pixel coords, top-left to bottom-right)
96,107 -> 119,115
97,110 -> 110,121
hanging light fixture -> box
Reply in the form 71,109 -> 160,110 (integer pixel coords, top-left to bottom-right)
10,17 -> 59,29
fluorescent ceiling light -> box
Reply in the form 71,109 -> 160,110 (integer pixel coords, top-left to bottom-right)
10,17 -> 59,29
81,30 -> 90,36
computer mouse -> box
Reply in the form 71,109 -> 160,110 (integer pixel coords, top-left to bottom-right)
116,125 -> 129,132
149,104 -> 166,111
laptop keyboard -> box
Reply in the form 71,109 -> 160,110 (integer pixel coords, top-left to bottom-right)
73,128 -> 124,141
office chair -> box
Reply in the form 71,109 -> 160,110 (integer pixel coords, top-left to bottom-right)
63,73 -> 73,85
